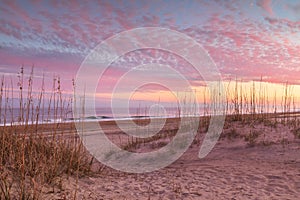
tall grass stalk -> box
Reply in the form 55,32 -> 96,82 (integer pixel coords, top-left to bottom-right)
0,67 -> 92,199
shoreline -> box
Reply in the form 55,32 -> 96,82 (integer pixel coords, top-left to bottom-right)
1,111 -> 300,199
1,110 -> 300,130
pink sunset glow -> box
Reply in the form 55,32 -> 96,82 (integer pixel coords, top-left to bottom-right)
0,0 -> 300,104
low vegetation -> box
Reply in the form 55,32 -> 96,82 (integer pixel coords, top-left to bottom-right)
0,67 -> 299,199
0,67 -> 93,199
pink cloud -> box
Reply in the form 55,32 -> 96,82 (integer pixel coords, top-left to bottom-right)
1,0 -> 299,87
285,2 -> 300,14
180,11 -> 300,84
0,19 -> 22,40
265,17 -> 300,29
257,0 -> 274,16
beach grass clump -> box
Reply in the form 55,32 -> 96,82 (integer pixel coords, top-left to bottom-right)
0,67 -> 93,199
292,128 -> 300,139
227,128 -> 239,140
244,130 -> 260,147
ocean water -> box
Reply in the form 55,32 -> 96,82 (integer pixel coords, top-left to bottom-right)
0,106 -> 186,126
1,103 -> 299,126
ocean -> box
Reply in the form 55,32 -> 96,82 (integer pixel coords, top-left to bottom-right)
1,103 -> 299,126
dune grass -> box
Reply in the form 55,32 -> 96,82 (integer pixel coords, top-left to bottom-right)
0,67 -> 299,199
0,67 -> 93,199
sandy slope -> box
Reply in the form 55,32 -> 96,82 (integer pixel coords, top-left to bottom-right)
44,120 -> 300,200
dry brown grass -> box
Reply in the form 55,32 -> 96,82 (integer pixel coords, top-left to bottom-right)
0,67 -> 93,199
1,67 -> 299,199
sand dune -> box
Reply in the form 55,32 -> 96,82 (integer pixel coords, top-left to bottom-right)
42,119 -> 300,199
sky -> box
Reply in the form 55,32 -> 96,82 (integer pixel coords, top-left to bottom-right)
0,0 -> 300,105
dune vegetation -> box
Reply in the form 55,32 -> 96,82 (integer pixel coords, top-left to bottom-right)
0,67 -> 299,199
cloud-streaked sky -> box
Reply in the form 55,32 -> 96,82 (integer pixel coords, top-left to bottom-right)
0,0 -> 300,96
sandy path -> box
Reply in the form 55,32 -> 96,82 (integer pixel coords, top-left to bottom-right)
16,116 -> 298,199
45,136 -> 300,200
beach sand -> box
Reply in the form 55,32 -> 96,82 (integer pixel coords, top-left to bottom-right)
38,116 -> 300,200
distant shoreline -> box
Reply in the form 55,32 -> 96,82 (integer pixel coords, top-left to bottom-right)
2,111 -> 300,137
